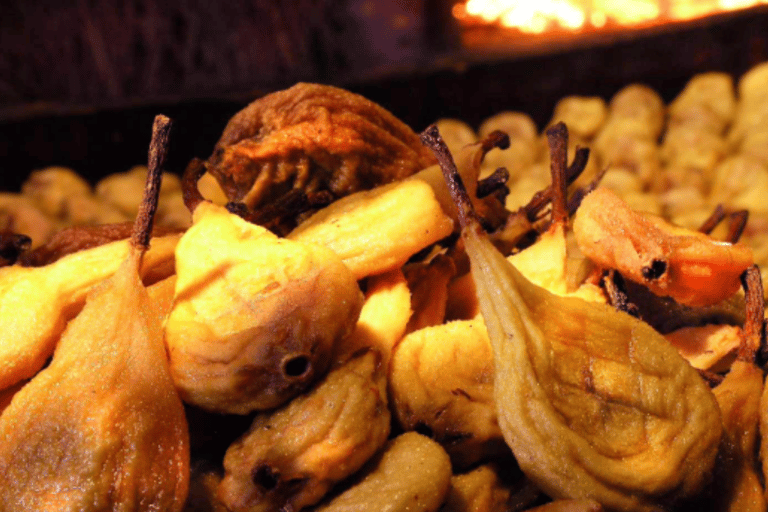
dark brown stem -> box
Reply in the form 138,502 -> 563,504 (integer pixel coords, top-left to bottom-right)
568,166 -> 607,216
698,204 -> 726,235
480,130 -> 510,154
727,210 -> 749,244
522,147 -> 589,223
740,265 -> 765,363
476,167 -> 510,198
420,125 -> 477,230
545,122 -> 569,227
132,114 -> 172,251
567,146 -> 590,178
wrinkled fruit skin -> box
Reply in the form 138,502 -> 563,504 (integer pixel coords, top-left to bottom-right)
218,349 -> 391,512
0,252 -> 189,512
206,83 -> 437,211
165,202 -> 363,414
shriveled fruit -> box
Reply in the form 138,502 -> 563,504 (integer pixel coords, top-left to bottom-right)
205,82 -> 436,231
333,267 -> 411,366
218,349 -> 390,512
573,187 -> 753,306
288,177 -> 454,280
0,116 -> 189,511
440,464 -> 515,512
287,131 -> 509,280
390,319 -> 504,469
0,230 -> 179,393
312,432 -> 452,512
165,198 -> 362,414
425,124 -> 722,512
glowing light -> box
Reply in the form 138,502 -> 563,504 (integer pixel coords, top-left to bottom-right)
465,0 -> 587,32
457,0 -> 763,32
590,11 -> 608,27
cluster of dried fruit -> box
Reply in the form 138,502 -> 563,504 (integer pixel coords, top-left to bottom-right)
1,67 -> 767,512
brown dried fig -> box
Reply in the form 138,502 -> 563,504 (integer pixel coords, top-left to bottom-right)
205,83 -> 436,222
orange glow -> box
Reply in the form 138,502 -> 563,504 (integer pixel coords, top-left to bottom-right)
457,0 -> 766,32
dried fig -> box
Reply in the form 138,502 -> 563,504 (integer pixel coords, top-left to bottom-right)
205,83 -> 436,223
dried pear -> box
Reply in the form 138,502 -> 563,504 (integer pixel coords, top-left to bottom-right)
287,132 -> 507,280
0,230 -> 179,392
312,431 -> 452,512
0,116 -> 189,511
574,187 -> 753,306
218,348 -> 390,512
165,198 -> 362,414
390,319 -> 504,469
288,177 -> 454,279
424,125 -> 722,511
708,361 -> 766,512
334,267 -> 411,366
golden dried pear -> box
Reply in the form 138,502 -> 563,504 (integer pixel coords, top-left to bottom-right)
165,199 -> 362,414
708,361 -> 766,512
218,348 -> 390,512
312,431 -> 452,512
0,230 -> 179,392
425,125 -> 722,511
287,132 -> 507,280
288,177 -> 454,280
0,116 -> 189,511
333,267 -> 411,366
390,319 -> 504,469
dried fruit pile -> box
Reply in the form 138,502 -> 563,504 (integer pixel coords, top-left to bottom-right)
1,63 -> 768,512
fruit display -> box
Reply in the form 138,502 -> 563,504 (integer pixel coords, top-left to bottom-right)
2,60 -> 768,511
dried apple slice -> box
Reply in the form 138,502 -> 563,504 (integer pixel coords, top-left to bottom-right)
423,125 -> 722,511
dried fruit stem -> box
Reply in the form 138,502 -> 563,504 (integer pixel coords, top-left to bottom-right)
133,114 -> 172,251
420,125 -> 477,231
727,210 -> 749,244
740,265 -> 765,362
476,168 -> 510,199
523,147 -> 589,223
545,122 -> 569,227
698,204 -> 726,235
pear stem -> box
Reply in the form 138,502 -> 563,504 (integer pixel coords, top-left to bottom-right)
727,210 -> 749,244
133,115 -> 172,251
698,204 -> 726,235
545,122 -> 568,227
420,124 -> 478,231
741,265 -> 765,363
